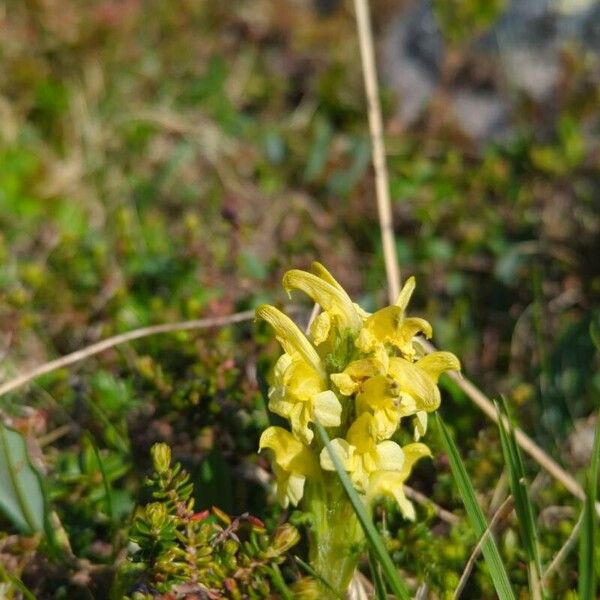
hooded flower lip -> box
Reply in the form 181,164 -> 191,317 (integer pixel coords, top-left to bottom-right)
256,304 -> 325,378
283,263 -> 362,334
259,426 -> 318,507
268,354 -> 342,445
319,413 -> 405,492
355,276 -> 433,358
366,443 -> 432,520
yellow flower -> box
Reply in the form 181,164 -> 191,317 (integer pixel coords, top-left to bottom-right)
355,276 -> 432,359
256,304 -> 325,377
355,375 -> 418,440
388,352 -> 461,439
269,354 -> 342,444
257,304 -> 342,443
259,426 -> 319,507
331,351 -> 460,439
319,413 -> 405,492
283,262 -> 363,344
367,443 -> 432,520
330,358 -> 381,396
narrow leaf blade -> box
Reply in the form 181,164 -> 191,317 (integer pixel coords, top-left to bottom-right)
578,415 -> 600,600
496,399 -> 543,595
435,414 -> 516,600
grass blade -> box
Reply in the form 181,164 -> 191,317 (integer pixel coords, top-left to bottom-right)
578,414 -> 600,600
435,414 -> 516,600
368,548 -> 388,600
496,399 -> 544,599
85,433 -> 115,524
315,421 -> 411,600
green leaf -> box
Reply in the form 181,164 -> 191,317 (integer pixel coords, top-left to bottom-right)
368,548 -> 388,600
315,421 -> 411,600
496,399 -> 544,599
84,434 -> 115,524
435,414 -> 516,600
0,423 -> 46,535
579,415 -> 600,600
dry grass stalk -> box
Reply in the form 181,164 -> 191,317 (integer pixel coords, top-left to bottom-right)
0,310 -> 258,397
353,0 -> 401,304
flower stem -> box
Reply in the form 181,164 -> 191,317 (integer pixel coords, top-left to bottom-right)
305,475 -> 365,597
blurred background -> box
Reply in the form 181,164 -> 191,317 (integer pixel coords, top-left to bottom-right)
0,0 -> 599,597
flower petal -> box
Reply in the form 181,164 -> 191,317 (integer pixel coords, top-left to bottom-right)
388,358 -> 441,412
256,304 -> 324,377
375,441 -> 405,471
272,463 -> 290,508
371,409 -> 398,440
273,353 -> 293,381
284,359 -> 324,401
346,359 -> 382,380
267,392 -> 294,420
312,390 -> 342,427
394,317 -> 433,351
289,403 -> 313,445
310,311 -> 331,346
259,426 -> 304,470
400,442 -> 432,478
393,488 -> 416,521
283,269 -> 361,330
395,276 -> 416,311
310,261 -> 349,295
346,413 -> 377,453
286,473 -> 306,507
330,372 -> 358,396
367,471 -> 416,520
413,411 -> 428,441
416,351 -> 460,382
319,438 -> 353,471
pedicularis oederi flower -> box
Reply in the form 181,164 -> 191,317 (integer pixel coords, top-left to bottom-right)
257,263 -> 460,595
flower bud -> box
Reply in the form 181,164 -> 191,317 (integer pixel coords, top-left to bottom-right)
272,523 -> 300,554
150,442 -> 171,474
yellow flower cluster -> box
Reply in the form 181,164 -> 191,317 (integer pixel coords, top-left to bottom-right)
258,263 -> 460,519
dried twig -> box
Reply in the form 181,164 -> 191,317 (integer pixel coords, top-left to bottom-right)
353,0 -> 401,304
404,485 -> 459,526
541,509 -> 584,586
0,310 -> 259,397
452,496 -> 514,600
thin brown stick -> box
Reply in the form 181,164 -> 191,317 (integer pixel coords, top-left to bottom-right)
353,0 -> 401,304
404,485 -> 459,526
0,310 -> 258,397
453,496 -> 514,600
541,509 -> 583,585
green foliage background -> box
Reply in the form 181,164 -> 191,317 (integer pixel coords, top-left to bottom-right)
0,1 -> 598,598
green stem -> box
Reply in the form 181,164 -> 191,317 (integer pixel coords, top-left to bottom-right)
305,475 -> 365,598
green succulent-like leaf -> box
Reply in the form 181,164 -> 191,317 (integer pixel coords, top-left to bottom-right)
0,423 -> 46,535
